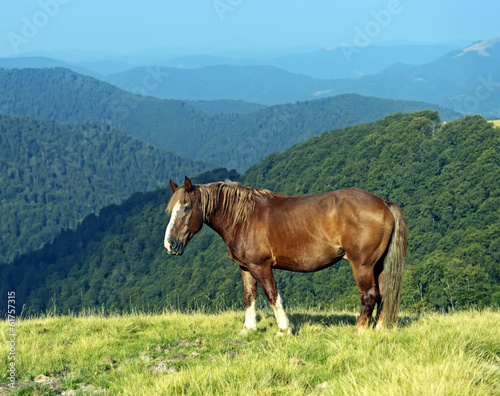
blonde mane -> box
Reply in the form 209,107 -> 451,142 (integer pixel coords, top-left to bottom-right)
167,181 -> 274,227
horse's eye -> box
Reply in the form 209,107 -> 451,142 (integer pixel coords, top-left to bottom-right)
184,205 -> 192,213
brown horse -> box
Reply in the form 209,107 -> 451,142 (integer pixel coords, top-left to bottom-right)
165,177 -> 407,334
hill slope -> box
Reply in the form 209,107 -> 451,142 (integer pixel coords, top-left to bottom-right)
0,67 -> 460,170
2,112 -> 498,313
0,114 -> 208,262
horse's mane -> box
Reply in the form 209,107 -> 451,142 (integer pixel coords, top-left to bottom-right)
168,181 -> 274,227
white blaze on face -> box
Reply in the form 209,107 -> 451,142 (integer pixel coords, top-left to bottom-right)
164,202 -> 182,252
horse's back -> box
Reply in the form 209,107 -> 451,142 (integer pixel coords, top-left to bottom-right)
248,187 -> 393,272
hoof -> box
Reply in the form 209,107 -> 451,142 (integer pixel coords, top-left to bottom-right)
375,324 -> 386,331
240,326 -> 256,335
354,325 -> 367,335
276,328 -> 292,336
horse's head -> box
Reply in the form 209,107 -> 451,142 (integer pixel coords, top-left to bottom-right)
164,177 -> 204,255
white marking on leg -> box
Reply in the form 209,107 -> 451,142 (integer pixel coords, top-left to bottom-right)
243,300 -> 257,331
272,294 -> 291,335
376,311 -> 386,330
164,202 -> 181,252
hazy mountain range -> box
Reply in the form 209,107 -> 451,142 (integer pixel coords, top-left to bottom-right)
103,38 -> 500,117
0,67 -> 460,171
2,39 -> 498,117
1,43 -> 461,78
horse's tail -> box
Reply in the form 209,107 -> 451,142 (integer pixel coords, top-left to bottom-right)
381,202 -> 408,327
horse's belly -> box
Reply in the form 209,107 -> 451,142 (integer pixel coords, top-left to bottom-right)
272,247 -> 345,273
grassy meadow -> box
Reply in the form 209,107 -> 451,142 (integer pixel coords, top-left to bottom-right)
1,308 -> 499,395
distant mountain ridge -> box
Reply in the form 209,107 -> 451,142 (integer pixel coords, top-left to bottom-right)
104,65 -> 329,105
454,38 -> 500,57
0,56 -> 102,78
3,43 -> 460,78
134,44 -> 459,79
0,67 -> 461,171
318,38 -> 500,118
3,41 -> 496,116
96,39 -> 500,117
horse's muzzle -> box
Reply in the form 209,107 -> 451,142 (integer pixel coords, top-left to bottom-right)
166,239 -> 184,256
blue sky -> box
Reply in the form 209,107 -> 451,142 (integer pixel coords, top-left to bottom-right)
1,0 -> 498,57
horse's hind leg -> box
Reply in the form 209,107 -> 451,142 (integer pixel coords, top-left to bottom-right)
352,263 -> 381,334
240,267 -> 257,333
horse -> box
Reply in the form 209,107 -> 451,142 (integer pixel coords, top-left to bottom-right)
164,177 -> 407,334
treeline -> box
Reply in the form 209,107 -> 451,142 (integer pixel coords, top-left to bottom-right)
2,112 -> 498,314
0,67 -> 461,171
0,114 -> 207,262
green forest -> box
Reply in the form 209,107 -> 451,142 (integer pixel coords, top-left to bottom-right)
0,67 -> 461,171
2,111 -> 498,314
0,114 -> 207,262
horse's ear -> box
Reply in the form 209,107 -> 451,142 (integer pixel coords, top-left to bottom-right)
184,176 -> 193,193
169,179 -> 178,193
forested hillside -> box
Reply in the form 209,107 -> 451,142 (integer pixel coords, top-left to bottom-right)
243,112 -> 500,310
2,112 -> 499,314
184,99 -> 265,114
0,114 -> 207,262
1,170 -> 240,313
0,68 -> 460,170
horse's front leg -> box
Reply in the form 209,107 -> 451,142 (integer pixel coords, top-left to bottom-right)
240,267 -> 257,333
248,263 -> 291,335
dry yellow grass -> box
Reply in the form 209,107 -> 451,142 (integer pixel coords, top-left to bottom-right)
1,308 -> 498,395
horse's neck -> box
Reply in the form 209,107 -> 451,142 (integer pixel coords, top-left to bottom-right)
204,206 -> 235,243
204,189 -> 249,243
